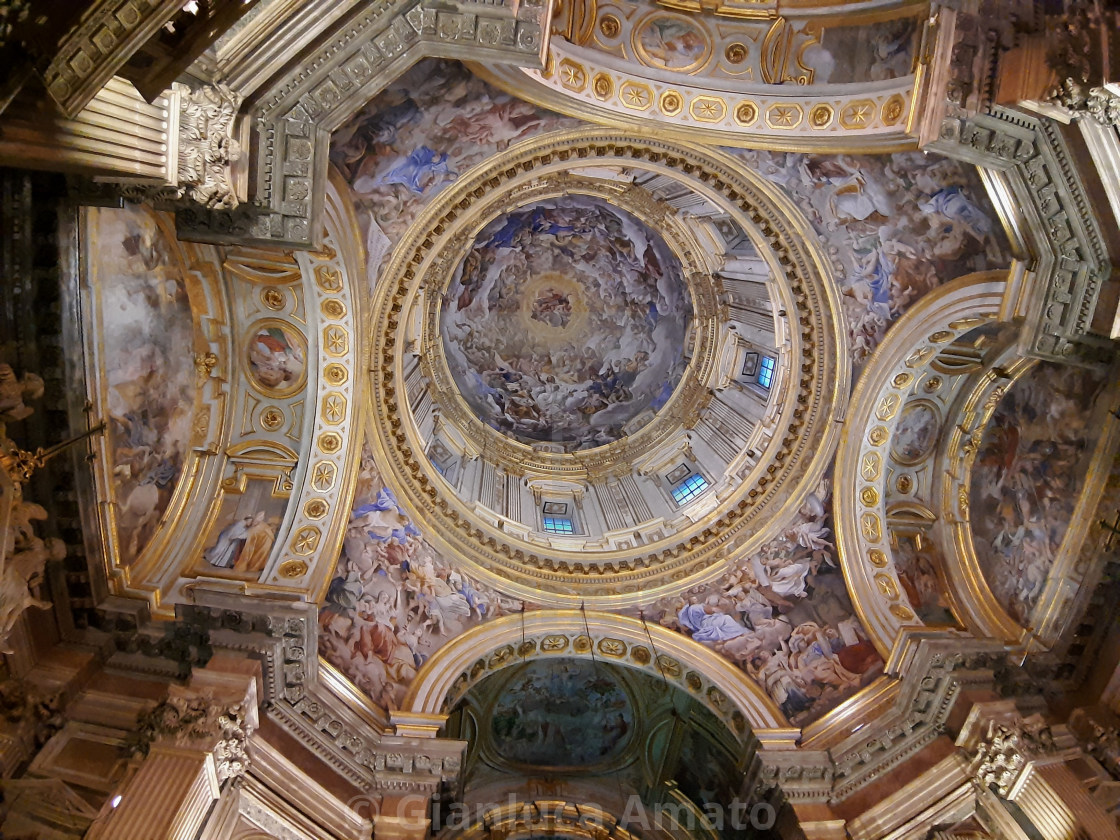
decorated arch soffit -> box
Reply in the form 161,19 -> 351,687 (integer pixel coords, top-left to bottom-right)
835,271 -> 1120,664
78,176 -> 363,613
473,0 -> 931,152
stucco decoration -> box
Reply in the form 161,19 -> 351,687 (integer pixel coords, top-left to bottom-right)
970,362 -> 1109,625
440,195 -> 691,450
85,205 -> 198,565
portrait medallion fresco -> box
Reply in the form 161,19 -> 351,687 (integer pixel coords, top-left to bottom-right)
245,319 -> 308,397
439,195 -> 693,451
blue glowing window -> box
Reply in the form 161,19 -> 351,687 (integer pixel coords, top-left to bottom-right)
757,355 -> 775,389
543,516 -> 575,535
671,473 -> 709,505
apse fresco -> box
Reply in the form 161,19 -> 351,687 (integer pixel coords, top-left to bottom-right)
489,660 -> 634,767
440,195 -> 692,450
87,205 -> 196,565
970,362 -> 1109,626
636,478 -> 883,725
330,59 -> 576,275
726,149 -> 1009,367
318,447 -> 523,710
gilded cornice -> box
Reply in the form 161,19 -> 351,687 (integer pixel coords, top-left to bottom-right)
366,128 -> 848,604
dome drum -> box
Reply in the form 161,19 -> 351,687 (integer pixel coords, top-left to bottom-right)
367,130 -> 848,605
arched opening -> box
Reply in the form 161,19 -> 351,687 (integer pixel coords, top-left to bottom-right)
440,656 -> 786,840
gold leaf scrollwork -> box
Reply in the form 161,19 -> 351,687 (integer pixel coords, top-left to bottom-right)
304,499 -> 328,519
734,101 -> 758,126
889,603 -> 915,621
707,686 -> 728,710
489,645 -> 514,667
311,461 -> 337,492
322,393 -> 346,424
875,393 -> 900,421
808,104 -> 833,129
260,407 -> 284,431
725,43 -> 747,64
598,638 -> 626,657
279,559 -> 308,578
194,351 -> 218,379
592,73 -> 613,99
315,265 -> 342,292
324,326 -> 348,356
324,363 -> 348,386
261,287 -> 286,310
657,654 -> 682,678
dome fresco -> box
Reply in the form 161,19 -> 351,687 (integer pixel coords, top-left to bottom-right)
439,195 -> 693,450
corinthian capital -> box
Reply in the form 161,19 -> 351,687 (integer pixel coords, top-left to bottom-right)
969,714 -> 1058,797
130,671 -> 258,784
175,83 -> 244,210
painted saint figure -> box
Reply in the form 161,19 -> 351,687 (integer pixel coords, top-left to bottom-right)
204,516 -> 251,568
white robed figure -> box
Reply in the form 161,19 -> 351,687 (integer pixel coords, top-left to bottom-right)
205,516 -> 251,567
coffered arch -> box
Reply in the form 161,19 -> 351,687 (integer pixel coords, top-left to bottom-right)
400,609 -> 790,737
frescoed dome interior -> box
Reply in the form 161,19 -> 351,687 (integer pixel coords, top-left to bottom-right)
440,195 -> 692,450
